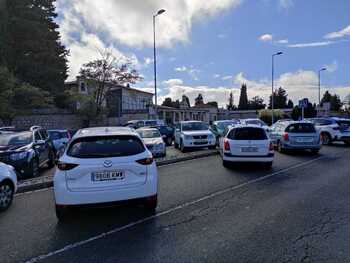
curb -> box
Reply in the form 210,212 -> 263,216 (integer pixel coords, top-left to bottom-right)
16,150 -> 219,194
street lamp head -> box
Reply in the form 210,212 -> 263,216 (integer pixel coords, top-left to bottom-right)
276,51 -> 283,55
321,67 -> 327,71
156,9 -> 166,16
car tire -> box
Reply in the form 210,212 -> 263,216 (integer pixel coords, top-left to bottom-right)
208,145 -> 216,150
30,159 -> 40,178
264,162 -> 273,170
143,195 -> 157,212
277,141 -> 285,153
166,137 -> 173,146
344,141 -> 350,146
174,141 -> 179,149
47,150 -> 55,168
0,181 -> 14,212
310,149 -> 319,155
321,132 -> 332,145
55,205 -> 70,222
223,160 -> 231,168
180,140 -> 187,152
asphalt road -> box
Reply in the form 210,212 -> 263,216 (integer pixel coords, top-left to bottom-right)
1,145 -> 350,263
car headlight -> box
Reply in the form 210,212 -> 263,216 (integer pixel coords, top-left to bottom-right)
10,152 -> 27,161
184,135 -> 192,140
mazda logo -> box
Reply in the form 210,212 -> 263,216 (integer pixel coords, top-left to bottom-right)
103,160 -> 113,168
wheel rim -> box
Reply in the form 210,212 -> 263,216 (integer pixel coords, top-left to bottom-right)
0,184 -> 13,209
321,134 -> 329,145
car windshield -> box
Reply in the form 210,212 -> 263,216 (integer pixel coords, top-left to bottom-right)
67,135 -> 145,158
182,122 -> 208,131
217,121 -> 238,130
137,129 -> 161,138
48,131 -> 63,140
286,123 -> 316,133
0,132 -> 33,146
228,127 -> 267,140
245,120 -> 266,126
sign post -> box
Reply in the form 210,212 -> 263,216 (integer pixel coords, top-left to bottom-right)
298,98 -> 309,120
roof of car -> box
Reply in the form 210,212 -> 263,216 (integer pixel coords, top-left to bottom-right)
230,124 -> 265,129
179,121 -> 204,124
74,127 -> 138,138
136,127 -> 159,131
48,129 -> 68,132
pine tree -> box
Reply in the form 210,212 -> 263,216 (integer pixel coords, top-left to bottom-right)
227,92 -> 234,110
3,0 -> 68,97
238,83 -> 249,110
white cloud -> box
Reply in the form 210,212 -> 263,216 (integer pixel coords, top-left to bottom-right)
324,25 -> 350,39
222,75 -> 233,81
163,78 -> 184,86
174,66 -> 187,72
143,57 -> 153,65
279,0 -> 294,9
276,39 -> 289,44
213,74 -> 221,78
323,61 -> 338,73
259,34 -> 273,42
287,41 -> 334,48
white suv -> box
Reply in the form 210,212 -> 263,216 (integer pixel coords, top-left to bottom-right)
0,162 -> 17,212
308,117 -> 350,145
54,127 -> 158,221
174,121 -> 216,152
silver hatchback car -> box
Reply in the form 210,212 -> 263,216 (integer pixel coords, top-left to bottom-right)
269,121 -> 321,154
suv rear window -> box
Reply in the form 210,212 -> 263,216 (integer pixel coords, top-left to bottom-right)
286,123 -> 316,133
228,127 -> 267,140
67,135 -> 145,158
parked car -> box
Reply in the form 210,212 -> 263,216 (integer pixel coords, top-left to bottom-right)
48,130 -> 71,153
148,125 -> 174,146
269,121 -> 321,154
210,120 -> 240,145
125,119 -> 165,129
0,162 -> 17,212
0,128 -> 56,178
137,127 -> 166,157
240,118 -> 269,130
307,117 -> 350,145
0,127 -> 16,134
220,125 -> 274,168
174,121 -> 216,152
54,127 -> 158,221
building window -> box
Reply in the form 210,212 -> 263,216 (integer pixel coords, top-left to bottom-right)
80,82 -> 87,93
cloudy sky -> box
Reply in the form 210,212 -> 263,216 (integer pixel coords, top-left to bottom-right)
56,0 -> 350,107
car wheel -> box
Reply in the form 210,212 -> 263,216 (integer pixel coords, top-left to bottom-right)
143,195 -> 157,212
264,162 -> 273,170
208,145 -> 216,150
321,132 -> 331,145
166,137 -> 173,146
30,159 -> 40,178
55,205 -> 70,222
223,160 -> 231,168
47,150 -> 55,168
174,141 -> 179,149
277,141 -> 285,153
343,141 -> 350,146
180,140 -> 187,152
310,149 -> 319,155
0,181 -> 14,212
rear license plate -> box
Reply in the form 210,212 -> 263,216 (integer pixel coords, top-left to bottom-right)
92,171 -> 124,182
241,147 -> 258,152
296,138 -> 313,143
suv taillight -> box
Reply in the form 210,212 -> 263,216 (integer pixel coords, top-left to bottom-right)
283,132 -> 289,141
224,139 -> 230,151
136,157 -> 154,165
57,161 -> 79,171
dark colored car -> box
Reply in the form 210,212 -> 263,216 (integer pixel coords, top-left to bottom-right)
0,128 -> 56,179
210,120 -> 240,145
148,125 -> 174,146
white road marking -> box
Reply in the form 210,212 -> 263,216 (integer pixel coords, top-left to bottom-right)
24,154 -> 330,263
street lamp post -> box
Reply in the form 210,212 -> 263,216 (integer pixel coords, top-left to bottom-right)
271,51 -> 283,124
153,9 -> 166,117
318,68 -> 327,106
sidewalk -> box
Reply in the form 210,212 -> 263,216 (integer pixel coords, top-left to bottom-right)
17,147 -> 219,193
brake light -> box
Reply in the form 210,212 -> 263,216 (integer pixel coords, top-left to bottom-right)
57,161 -> 79,171
283,132 -> 289,141
136,157 -> 154,165
224,139 -> 230,151
269,142 -> 274,151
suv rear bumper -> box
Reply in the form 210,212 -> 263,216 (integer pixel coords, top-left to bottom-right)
223,152 -> 274,163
